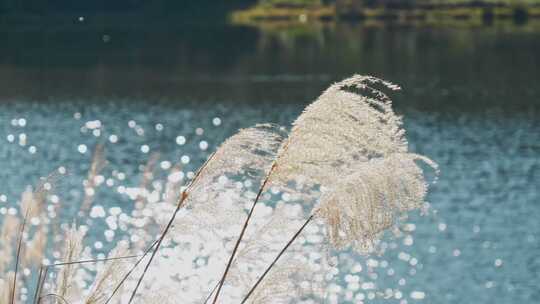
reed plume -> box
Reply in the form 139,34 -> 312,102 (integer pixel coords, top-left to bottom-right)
229,75 -> 438,303
214,75 -> 411,303
54,225 -> 85,302
1,74 -> 439,304
270,75 -> 405,188
126,123 -> 287,302
316,154 -> 437,253
85,242 -> 130,304
81,143 -> 107,212
241,155 -> 438,302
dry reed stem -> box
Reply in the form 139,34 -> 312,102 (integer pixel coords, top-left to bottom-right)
211,163 -> 278,304
211,138 -> 290,303
35,267 -> 48,304
203,280 -> 221,304
38,293 -> 70,304
240,214 -> 314,304
104,239 -> 159,304
10,207 -> 30,304
33,265 -> 45,304
127,152 -> 216,303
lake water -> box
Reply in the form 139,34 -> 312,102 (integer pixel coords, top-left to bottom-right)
0,20 -> 539,303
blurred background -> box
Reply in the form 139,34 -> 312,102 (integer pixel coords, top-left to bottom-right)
0,0 -> 539,303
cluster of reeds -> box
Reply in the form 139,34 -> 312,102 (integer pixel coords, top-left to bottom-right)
0,75 -> 437,303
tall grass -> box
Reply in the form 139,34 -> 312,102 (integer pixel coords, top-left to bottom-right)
1,75 -> 437,303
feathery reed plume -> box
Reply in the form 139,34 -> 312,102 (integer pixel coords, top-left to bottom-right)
242,262 -> 311,304
85,242 -> 130,304
240,214 -> 314,304
81,143 -> 107,212
164,163 -> 184,206
269,75 -> 405,188
0,215 -> 20,274
202,203 -> 320,303
24,224 -> 48,270
241,155 -> 437,302
104,239 -> 159,304
134,152 -> 160,210
127,124 -> 287,302
219,75 -> 437,303
317,154 -> 437,253
33,254 -> 141,304
125,160 -> 211,303
55,225 -> 84,302
129,152 -> 162,251
1,273 -> 15,304
213,75 -> 404,303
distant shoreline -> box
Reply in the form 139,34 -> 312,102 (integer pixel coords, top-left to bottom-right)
231,3 -> 540,26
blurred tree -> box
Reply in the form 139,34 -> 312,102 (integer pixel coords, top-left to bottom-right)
0,0 -> 259,15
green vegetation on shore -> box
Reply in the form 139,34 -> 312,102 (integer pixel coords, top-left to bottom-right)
231,0 -> 540,26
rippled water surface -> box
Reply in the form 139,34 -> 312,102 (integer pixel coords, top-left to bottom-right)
0,22 -> 539,303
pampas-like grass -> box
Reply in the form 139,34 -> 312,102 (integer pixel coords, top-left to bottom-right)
235,76 -> 438,302
127,123 -> 287,302
2,74 -> 438,304
270,75 -> 406,188
316,154 -> 438,254
240,154 -> 438,302
54,225 -> 85,302
0,215 -> 19,274
0,272 -> 15,304
81,143 -> 107,213
85,242 -> 130,304
214,75 -> 419,303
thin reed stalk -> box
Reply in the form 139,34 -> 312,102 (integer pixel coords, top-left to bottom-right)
50,255 -> 140,267
203,280 -> 221,304
211,163 -> 277,304
33,266 -> 45,304
127,193 -> 187,303
127,153 -> 215,303
38,293 -> 70,304
36,267 -> 48,304
10,208 -> 30,304
104,239 -> 159,304
240,214 -> 314,304
32,253 -> 142,304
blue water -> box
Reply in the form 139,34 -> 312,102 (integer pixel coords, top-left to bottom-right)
0,23 -> 539,303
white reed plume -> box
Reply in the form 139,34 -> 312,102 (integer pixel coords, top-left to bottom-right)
240,154 -> 438,303
215,75 -> 408,303
81,143 -> 107,212
126,123 -> 287,302
176,123 -> 287,232
85,242 -> 130,304
0,215 -> 19,274
55,224 -> 85,301
242,261 -> 311,304
23,225 -> 48,267
189,123 -> 287,191
239,76 -> 438,303
0,272 -> 15,304
270,75 -> 405,188
316,154 -> 438,254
